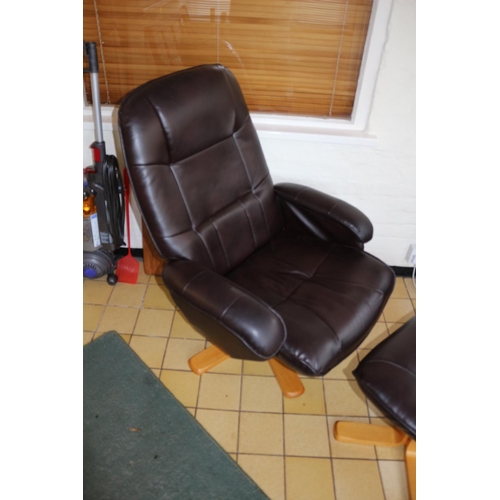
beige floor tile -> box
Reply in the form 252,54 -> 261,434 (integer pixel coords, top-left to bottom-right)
83,331 -> 94,345
324,380 -> 369,417
357,349 -> 371,362
412,299 -> 416,311
359,322 -> 389,349
327,416 -> 377,459
203,341 -> 242,374
169,311 -> 205,339
323,351 -> 358,380
378,460 -> 410,500
284,414 -> 331,458
108,283 -> 147,307
241,376 -> 283,413
243,360 -> 274,376
89,273 -> 107,282
162,338 -> 205,371
367,398 -> 386,418
404,277 -> 416,299
285,457 -> 335,500
92,331 -> 107,340
370,418 -> 405,460
197,373 -> 241,411
284,379 -> 326,415
196,409 -> 239,453
390,277 -> 410,299
95,331 -> 132,343
159,369 -> 201,407
129,335 -> 168,369
238,455 -> 285,500
209,357 -> 243,375
148,274 -> 162,285
83,280 -> 113,305
332,459 -> 385,500
119,334 -> 132,344
83,304 -> 104,331
238,412 -> 284,455
143,284 -> 176,310
383,299 -> 415,323
133,309 -> 174,337
136,262 -> 151,284
97,306 -> 139,334
150,368 -> 161,377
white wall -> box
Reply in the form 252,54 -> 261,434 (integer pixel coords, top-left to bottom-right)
83,0 -> 415,267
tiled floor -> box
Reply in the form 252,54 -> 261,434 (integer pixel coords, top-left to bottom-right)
84,262 -> 416,500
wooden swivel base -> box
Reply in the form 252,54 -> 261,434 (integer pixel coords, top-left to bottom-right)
334,421 -> 416,500
188,345 -> 305,398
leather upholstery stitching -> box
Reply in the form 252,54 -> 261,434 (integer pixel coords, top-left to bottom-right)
220,66 -> 239,132
143,94 -> 172,159
169,165 -> 218,270
361,359 -> 416,378
232,135 -> 271,240
287,295 -> 342,348
305,276 -> 385,299
269,246 -> 334,309
170,286 -> 286,359
220,296 -> 241,320
292,186 -> 308,201
181,270 -> 208,294
238,199 -> 258,248
209,217 -> 231,270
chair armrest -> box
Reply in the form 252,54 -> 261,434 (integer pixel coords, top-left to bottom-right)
162,260 -> 286,360
275,183 -> 373,246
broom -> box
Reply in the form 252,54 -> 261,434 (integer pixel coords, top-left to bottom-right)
116,169 -> 140,284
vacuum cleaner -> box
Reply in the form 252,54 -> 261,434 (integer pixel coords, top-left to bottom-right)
83,41 -> 124,285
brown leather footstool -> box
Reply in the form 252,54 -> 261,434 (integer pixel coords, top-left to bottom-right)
334,316 -> 416,500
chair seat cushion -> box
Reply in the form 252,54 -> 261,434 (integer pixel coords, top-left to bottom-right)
354,317 -> 416,440
226,230 -> 395,376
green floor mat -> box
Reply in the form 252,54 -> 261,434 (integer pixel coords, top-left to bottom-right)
84,332 -> 268,500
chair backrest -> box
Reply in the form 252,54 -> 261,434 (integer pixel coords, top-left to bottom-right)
118,64 -> 282,274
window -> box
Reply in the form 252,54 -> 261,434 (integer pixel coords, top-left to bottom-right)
83,0 -> 374,119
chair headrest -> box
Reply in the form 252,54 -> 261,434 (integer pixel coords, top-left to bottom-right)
119,64 -> 249,164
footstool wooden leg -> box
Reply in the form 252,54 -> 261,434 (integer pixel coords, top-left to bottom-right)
405,439 -> 416,500
333,421 -> 409,447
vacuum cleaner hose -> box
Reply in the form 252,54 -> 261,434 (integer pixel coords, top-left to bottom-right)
102,155 -> 125,248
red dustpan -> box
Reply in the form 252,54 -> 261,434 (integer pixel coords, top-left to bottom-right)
116,169 -> 139,284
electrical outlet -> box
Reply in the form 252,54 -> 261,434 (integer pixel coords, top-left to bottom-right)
406,244 -> 416,266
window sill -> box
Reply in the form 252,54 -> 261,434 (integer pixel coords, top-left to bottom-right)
83,105 -> 377,146
251,113 -> 376,145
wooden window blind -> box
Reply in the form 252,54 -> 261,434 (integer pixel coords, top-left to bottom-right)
84,0 -> 373,118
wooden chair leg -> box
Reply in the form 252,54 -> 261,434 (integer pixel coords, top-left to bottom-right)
189,348 -> 305,398
268,358 -> 305,398
188,345 -> 230,375
142,221 -> 165,276
405,439 -> 416,500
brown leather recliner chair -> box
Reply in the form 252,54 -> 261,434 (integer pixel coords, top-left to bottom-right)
118,64 -> 395,397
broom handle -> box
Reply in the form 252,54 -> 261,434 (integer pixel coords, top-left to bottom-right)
124,169 -> 132,255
